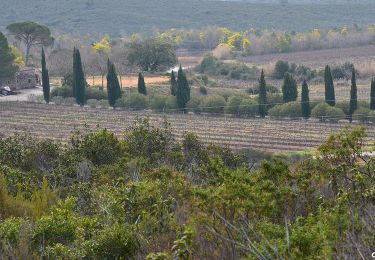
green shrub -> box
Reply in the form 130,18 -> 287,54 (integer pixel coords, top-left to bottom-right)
352,107 -> 371,123
116,94 -> 148,110
150,95 -> 168,111
238,98 -> 258,117
187,97 -> 202,113
199,86 -> 208,95
200,95 -> 226,114
274,60 -> 289,79
311,102 -> 345,122
268,101 -> 302,118
86,87 -> 107,100
87,99 -> 99,108
225,95 -> 244,115
51,85 -> 73,98
247,84 -> 279,95
165,96 -> 178,110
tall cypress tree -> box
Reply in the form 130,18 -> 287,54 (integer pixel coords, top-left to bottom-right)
41,48 -> 50,103
301,79 -> 311,119
107,59 -> 122,107
137,72 -> 147,95
176,65 -> 190,111
170,70 -> 177,96
349,68 -> 358,122
73,48 -> 86,106
72,47 -> 77,98
258,69 -> 267,118
0,32 -> 18,85
324,65 -> 335,106
371,78 -> 375,110
282,72 -> 298,103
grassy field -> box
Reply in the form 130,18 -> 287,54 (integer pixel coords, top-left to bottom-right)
1,102 -> 374,153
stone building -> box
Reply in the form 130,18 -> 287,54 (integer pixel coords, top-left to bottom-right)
0,68 -> 42,91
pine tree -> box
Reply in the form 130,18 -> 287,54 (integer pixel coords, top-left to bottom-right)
258,69 -> 267,118
0,32 -> 18,84
324,65 -> 335,106
137,72 -> 147,95
282,73 -> 298,103
349,68 -> 358,122
107,59 -> 122,107
73,48 -> 86,106
301,79 -> 311,119
41,48 -> 50,103
176,65 -> 190,111
371,78 -> 375,110
170,70 -> 177,96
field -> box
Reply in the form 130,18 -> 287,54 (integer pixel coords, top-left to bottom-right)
1,102 -> 375,153
86,75 -> 169,88
2,1 -> 375,35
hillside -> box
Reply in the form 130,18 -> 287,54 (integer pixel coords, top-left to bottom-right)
1,0 -> 375,36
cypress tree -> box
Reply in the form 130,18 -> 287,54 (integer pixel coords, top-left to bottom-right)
282,72 -> 298,103
0,32 -> 18,84
176,65 -> 190,111
73,48 -> 86,106
41,48 -> 50,103
170,70 -> 177,96
137,72 -> 147,95
258,69 -> 267,118
324,65 -> 335,106
349,68 -> 358,122
371,78 -> 375,110
107,59 -> 122,107
301,79 -> 311,119
72,47 -> 77,98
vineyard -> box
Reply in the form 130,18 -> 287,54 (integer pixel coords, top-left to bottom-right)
1,101 -> 375,153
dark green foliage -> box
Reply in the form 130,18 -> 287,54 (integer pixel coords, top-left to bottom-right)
370,78 -> 375,110
274,60 -> 290,79
176,66 -> 190,110
6,21 -> 53,65
41,48 -> 50,103
301,80 -> 311,119
282,73 -> 298,103
197,54 -> 259,80
324,65 -> 335,106
170,71 -> 177,96
106,60 -> 122,107
137,73 -> 147,95
247,84 -> 279,95
0,32 -> 18,84
258,69 -> 267,118
127,37 -> 177,72
349,68 -> 357,121
73,48 -> 86,106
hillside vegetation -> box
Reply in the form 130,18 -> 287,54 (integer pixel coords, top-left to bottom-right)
1,0 -> 375,35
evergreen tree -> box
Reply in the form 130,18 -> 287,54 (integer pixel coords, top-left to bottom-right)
371,78 -> 375,110
324,65 -> 335,106
72,47 -> 77,98
349,68 -> 358,122
258,69 -> 267,118
41,48 -> 50,103
0,32 -> 18,84
107,59 -> 122,107
170,70 -> 177,96
73,48 -> 86,106
137,73 -> 147,95
282,73 -> 298,103
301,79 -> 311,119
176,65 -> 190,111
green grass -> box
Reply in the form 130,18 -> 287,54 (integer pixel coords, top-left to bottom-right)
1,0 -> 375,36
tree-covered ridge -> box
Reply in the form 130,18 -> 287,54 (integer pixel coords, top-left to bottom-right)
1,0 -> 375,35
0,120 -> 373,259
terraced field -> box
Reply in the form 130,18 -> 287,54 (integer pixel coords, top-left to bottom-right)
1,102 -> 375,153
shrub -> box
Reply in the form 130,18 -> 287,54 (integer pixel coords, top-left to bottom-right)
200,86 -> 208,95
247,84 -> 279,95
274,60 -> 289,79
311,102 -> 345,122
225,95 -> 244,115
238,98 -> 258,117
150,95 -> 168,111
64,97 -> 76,106
87,99 -> 99,108
200,95 -> 226,114
165,96 -> 178,110
51,85 -> 73,98
352,107 -> 371,123
86,87 -> 107,100
186,97 -> 202,113
116,94 -> 148,110
336,101 -> 350,115
268,101 -> 302,118
197,54 -> 218,74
